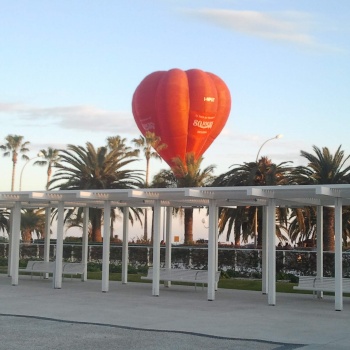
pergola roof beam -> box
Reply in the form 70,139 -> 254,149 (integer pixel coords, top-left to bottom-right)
0,184 -> 350,209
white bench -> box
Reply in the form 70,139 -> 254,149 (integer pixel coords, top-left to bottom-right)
19,261 -> 55,278
62,262 -> 86,280
141,268 -> 220,290
293,276 -> 350,295
19,261 -> 85,280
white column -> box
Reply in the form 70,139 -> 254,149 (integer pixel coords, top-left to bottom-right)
207,200 -> 216,301
44,207 -> 51,262
54,201 -> 64,289
262,206 -> 268,294
11,202 -> 21,286
152,200 -> 161,296
8,208 -> 14,277
316,206 -> 323,298
215,206 -> 219,291
82,207 -> 89,281
334,198 -> 343,311
43,207 -> 51,279
122,206 -> 129,284
102,201 -> 111,292
267,198 -> 276,306
164,206 -> 172,288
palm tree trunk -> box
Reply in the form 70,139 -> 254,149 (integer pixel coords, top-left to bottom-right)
91,209 -> 103,242
22,228 -> 32,244
11,161 -> 16,191
110,215 -> 114,239
323,206 -> 335,251
46,166 -> 52,190
252,207 -> 263,248
145,157 -> 150,187
184,208 -> 194,244
234,220 -> 241,246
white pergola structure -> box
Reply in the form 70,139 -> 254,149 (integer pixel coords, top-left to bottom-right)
2,184 -> 350,311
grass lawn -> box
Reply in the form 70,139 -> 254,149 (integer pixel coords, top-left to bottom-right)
87,271 -> 304,294
3,268 -> 346,296
0,268 -> 304,294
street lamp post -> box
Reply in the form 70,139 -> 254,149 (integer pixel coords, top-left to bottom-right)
19,153 -> 43,191
255,134 -> 283,163
254,134 -> 283,247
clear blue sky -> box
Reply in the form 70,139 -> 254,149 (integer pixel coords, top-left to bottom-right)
1,0 -> 349,193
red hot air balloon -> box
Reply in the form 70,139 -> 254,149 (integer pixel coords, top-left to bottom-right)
132,68 -> 231,168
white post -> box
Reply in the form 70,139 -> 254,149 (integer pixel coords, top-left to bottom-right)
262,206 -> 268,294
82,207 -> 89,281
334,198 -> 343,311
267,198 -> 276,306
164,206 -> 172,288
207,200 -> 216,301
54,201 -> 64,289
8,208 -> 14,277
152,200 -> 161,296
102,201 -> 111,292
122,206 -> 129,284
10,202 -> 21,286
43,207 -> 51,279
316,206 -> 323,298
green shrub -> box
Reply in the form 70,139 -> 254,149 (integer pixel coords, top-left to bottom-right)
276,272 -> 299,283
136,265 -> 148,274
109,264 -> 121,273
87,262 -> 102,272
88,262 -> 147,275
64,236 -> 82,243
19,259 -> 29,268
0,257 -> 8,266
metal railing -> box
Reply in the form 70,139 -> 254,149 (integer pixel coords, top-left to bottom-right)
0,243 -> 349,278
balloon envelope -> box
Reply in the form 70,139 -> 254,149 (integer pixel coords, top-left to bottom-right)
132,68 -> 231,168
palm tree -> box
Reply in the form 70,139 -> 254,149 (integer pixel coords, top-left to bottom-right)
21,208 -> 46,244
212,157 -> 293,245
132,132 -> 167,186
33,147 -> 60,189
107,135 -> 139,158
342,206 -> 350,248
107,136 -> 142,239
49,141 -> 143,242
152,153 -> 215,244
0,209 -> 10,235
290,145 -> 350,251
0,135 -> 30,191
216,206 -> 250,245
132,132 -> 167,241
288,206 -> 317,246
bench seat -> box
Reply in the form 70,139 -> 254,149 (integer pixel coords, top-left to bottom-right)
19,261 -> 85,279
294,276 -> 350,294
141,268 -> 220,290
19,261 -> 55,278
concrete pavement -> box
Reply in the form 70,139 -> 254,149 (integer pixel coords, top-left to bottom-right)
1,274 -> 349,349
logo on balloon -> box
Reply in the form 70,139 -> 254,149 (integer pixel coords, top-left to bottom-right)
141,122 -> 155,131
193,120 -> 213,129
132,68 -> 231,168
